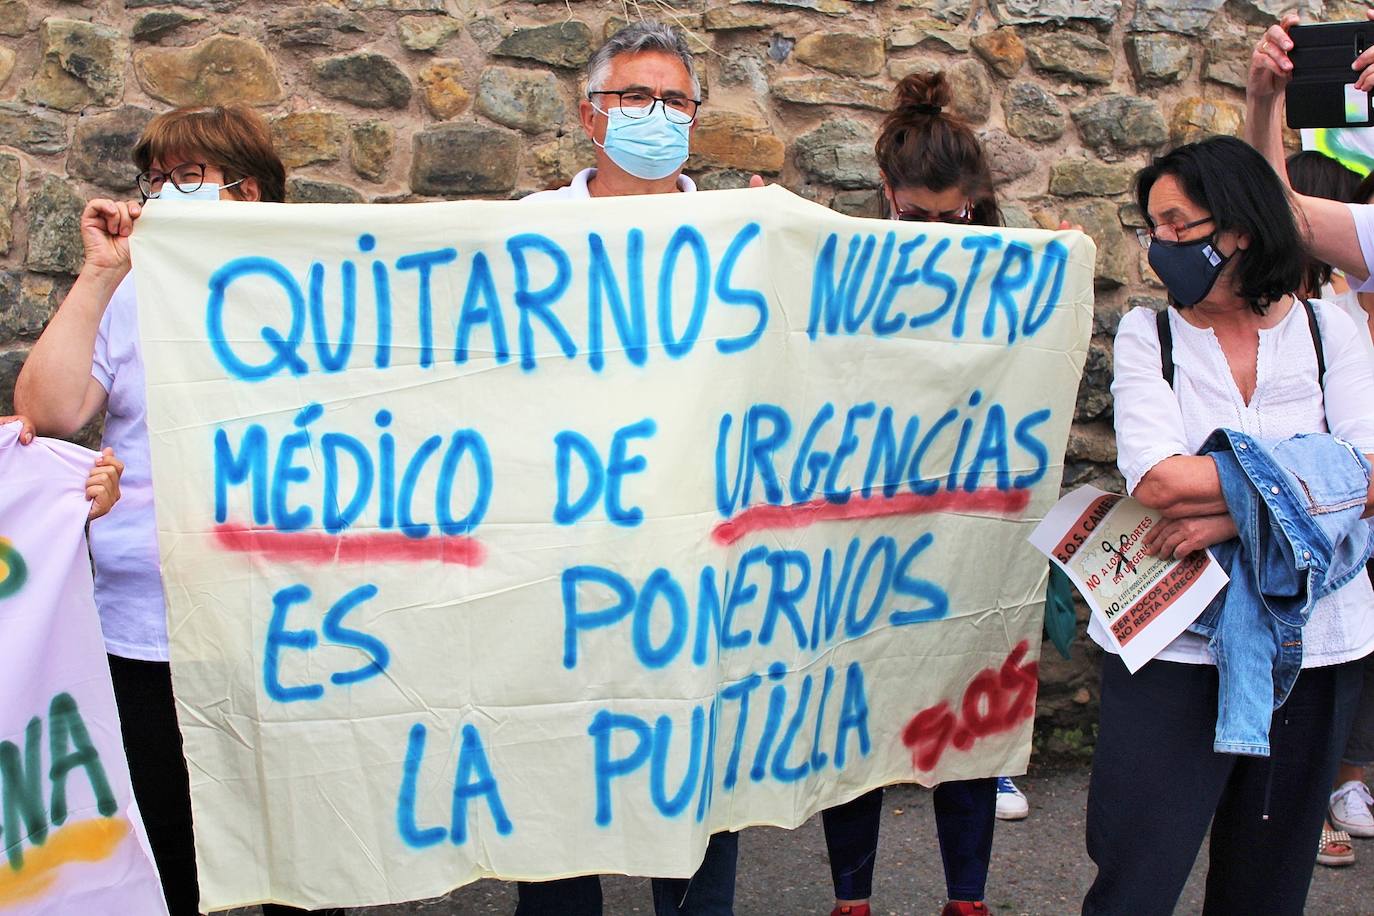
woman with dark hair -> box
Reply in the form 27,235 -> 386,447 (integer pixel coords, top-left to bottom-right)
1087,135 -> 1374,915
1285,150 -> 1360,299
820,72 -> 1018,916
13,106 -> 333,916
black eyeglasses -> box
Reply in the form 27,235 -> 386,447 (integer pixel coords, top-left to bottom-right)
588,90 -> 701,124
1136,216 -> 1214,249
893,202 -> 975,225
137,162 -> 210,200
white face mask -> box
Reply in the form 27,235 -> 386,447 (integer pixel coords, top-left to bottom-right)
155,178 -> 244,202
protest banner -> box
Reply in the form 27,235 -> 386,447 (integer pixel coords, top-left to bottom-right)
130,185 -> 1095,910
1029,485 -> 1228,672
1302,126 -> 1374,176
0,425 -> 167,915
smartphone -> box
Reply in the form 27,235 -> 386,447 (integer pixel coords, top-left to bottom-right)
1286,20 -> 1374,129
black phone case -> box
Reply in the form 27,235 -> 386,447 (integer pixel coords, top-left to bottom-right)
1286,21 -> 1374,129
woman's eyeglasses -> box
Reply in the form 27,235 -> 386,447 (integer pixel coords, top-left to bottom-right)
136,163 -> 208,200
1135,216 -> 1214,249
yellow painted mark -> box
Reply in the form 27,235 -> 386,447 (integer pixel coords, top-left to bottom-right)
0,817 -> 130,907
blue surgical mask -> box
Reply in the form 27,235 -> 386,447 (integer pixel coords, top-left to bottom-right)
594,106 -> 690,181
155,178 -> 244,202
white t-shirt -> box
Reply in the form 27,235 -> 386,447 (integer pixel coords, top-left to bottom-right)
1101,300 -> 1374,667
522,167 -> 696,202
1322,282 -> 1374,363
89,274 -> 169,661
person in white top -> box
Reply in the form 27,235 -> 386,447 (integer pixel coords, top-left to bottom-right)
1085,136 -> 1374,916
13,107 -> 336,916
1247,16 -> 1374,872
516,21 -> 741,916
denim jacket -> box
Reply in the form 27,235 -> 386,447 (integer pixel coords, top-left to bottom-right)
1189,429 -> 1372,756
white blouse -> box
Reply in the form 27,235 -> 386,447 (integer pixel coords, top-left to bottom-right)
1100,300 -> 1374,666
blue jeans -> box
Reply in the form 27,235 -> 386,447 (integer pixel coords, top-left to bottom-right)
821,779 -> 996,902
514,831 -> 738,916
1084,654 -> 1361,916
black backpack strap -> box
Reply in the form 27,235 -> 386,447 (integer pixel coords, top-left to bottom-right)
1301,297 -> 1326,388
1156,308 -> 1175,388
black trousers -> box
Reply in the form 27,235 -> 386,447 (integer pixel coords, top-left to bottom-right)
1083,653 -> 1361,916
108,655 -> 342,916
515,831 -> 738,915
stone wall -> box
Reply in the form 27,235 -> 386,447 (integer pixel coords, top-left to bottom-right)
0,0 -> 1356,745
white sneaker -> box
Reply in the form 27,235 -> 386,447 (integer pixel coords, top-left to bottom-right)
1329,781 -> 1374,838
995,776 -> 1028,821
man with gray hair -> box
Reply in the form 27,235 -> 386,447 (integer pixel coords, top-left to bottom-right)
517,22 -> 742,916
524,20 -> 703,200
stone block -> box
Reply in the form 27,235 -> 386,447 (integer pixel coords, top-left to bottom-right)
0,272 -> 67,338
1130,0 -> 1224,36
794,118 -> 879,189
971,27 -> 1025,78
267,4 -> 367,49
0,1 -> 27,37
1004,80 -> 1066,143
418,60 -> 471,120
1072,95 -> 1168,152
26,173 -> 85,275
344,0 -> 444,9
494,21 -> 595,70
0,103 -> 68,155
24,18 -> 128,112
351,120 -> 394,183
703,4 -> 770,30
1171,97 -> 1244,144
132,11 -> 204,41
1049,158 -> 1137,197
1025,30 -> 1114,85
0,47 -> 13,89
771,77 -> 889,110
135,35 -> 282,106
286,178 -> 365,203
529,131 -> 597,189
980,128 -> 1035,185
992,0 -> 1121,28
1204,35 -> 1255,90
1058,198 -> 1129,288
68,106 -> 157,192
689,110 -> 785,174
271,111 -> 348,169
411,125 -> 520,196
0,152 -> 17,255
398,15 -> 462,52
313,52 -> 412,110
1075,339 -> 1114,419
476,66 -> 565,134
796,32 -> 885,78
1128,33 -> 1192,85
888,20 -> 970,54
947,58 -> 991,123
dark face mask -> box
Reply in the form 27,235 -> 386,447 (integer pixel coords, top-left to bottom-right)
1147,235 -> 1230,307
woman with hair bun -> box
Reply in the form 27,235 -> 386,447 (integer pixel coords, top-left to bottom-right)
820,71 -> 1023,916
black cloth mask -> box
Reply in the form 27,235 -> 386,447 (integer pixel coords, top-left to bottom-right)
1147,235 -> 1230,307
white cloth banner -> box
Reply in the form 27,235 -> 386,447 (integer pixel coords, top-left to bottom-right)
0,425 -> 166,915
130,186 -> 1096,910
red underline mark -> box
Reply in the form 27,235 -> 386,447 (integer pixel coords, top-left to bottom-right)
710,488 -> 1032,547
213,524 -> 486,567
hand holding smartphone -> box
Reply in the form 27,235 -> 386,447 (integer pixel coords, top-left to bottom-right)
1286,20 -> 1374,129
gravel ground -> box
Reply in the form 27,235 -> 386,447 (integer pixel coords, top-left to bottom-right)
230,765 -> 1373,915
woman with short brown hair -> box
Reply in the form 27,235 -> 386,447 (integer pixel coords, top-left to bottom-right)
12,104 -> 330,916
